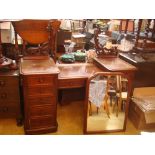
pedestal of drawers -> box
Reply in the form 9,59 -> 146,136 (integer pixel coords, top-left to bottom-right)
0,70 -> 22,125
22,74 -> 58,134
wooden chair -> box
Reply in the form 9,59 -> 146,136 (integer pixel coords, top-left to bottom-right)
88,75 -> 110,118
12,20 -> 61,61
113,75 -> 128,116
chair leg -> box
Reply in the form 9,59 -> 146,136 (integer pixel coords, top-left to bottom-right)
89,101 -> 92,116
116,97 -> 119,117
104,94 -> 110,118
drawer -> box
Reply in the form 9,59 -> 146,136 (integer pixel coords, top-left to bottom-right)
24,75 -> 56,87
0,77 -> 19,88
29,105 -> 56,117
0,91 -> 19,102
58,78 -> 85,89
28,95 -> 56,106
0,105 -> 19,117
26,86 -> 55,96
29,115 -> 56,129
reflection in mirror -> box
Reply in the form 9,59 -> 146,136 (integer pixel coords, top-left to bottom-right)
86,73 -> 129,133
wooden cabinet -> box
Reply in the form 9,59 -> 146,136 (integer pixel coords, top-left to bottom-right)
0,69 -> 22,125
20,58 -> 59,134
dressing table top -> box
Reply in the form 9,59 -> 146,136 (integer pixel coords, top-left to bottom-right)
20,57 -> 60,75
57,63 -> 103,79
93,57 -> 137,72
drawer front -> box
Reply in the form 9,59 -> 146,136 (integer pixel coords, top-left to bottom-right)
59,79 -> 85,89
26,86 -> 55,96
28,95 -> 56,106
29,105 -> 56,117
0,91 -> 19,102
24,75 -> 56,87
0,77 -> 19,88
0,105 -> 19,116
29,116 -> 56,129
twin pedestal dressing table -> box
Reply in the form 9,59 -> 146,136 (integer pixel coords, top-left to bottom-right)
0,20 -> 137,134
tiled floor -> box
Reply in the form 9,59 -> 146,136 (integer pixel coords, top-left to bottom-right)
0,101 -> 141,135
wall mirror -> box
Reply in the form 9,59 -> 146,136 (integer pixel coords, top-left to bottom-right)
84,72 -> 129,134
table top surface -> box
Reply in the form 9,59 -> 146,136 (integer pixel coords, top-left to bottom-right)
20,57 -> 60,75
57,62 -> 103,79
94,57 -> 137,72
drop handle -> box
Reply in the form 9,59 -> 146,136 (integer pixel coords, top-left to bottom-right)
1,93 -> 7,99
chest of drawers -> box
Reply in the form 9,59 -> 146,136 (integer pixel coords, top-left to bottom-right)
0,69 -> 22,125
20,58 -> 59,134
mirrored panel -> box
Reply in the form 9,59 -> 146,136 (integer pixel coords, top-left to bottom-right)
85,73 -> 129,133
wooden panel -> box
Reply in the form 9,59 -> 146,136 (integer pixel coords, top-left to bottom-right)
0,90 -> 19,102
29,105 -> 56,117
28,95 -> 56,106
29,116 -> 56,129
26,86 -> 55,96
24,75 -> 55,87
59,78 -> 85,89
0,105 -> 19,117
0,76 -> 19,88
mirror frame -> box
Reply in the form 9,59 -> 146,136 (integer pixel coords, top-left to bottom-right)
83,72 -> 130,134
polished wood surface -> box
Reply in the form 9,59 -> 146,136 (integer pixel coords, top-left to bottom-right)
20,57 -> 59,75
93,57 -> 137,72
57,63 -> 103,80
20,58 -> 59,134
0,69 -> 22,125
57,63 -> 103,105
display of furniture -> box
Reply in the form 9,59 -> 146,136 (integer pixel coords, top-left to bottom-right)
0,69 -> 22,125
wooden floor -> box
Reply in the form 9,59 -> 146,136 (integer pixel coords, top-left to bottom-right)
0,101 -> 141,135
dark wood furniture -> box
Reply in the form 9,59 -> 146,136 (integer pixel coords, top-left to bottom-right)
119,52 -> 155,87
119,52 -> 155,130
20,58 -> 59,134
0,69 -> 22,125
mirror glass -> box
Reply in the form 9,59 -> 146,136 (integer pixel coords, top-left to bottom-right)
86,73 -> 128,132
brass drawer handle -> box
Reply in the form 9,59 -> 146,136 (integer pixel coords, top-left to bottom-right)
0,80 -> 5,86
1,93 -> 7,99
